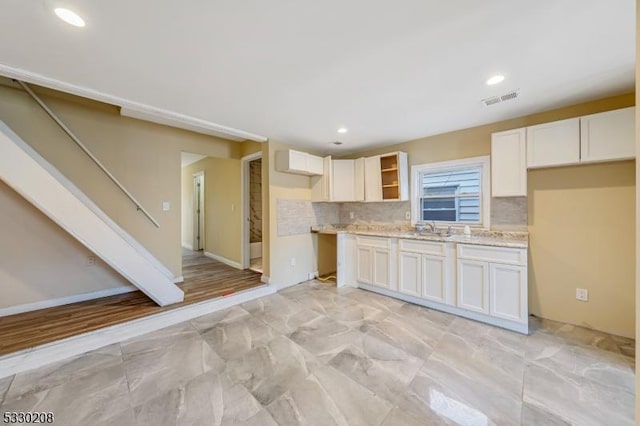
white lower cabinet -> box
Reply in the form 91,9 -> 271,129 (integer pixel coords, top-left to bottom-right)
457,259 -> 490,314
356,236 -> 391,289
372,248 -> 391,288
398,251 -> 422,297
352,236 -> 528,333
489,263 -> 527,323
356,246 -> 373,285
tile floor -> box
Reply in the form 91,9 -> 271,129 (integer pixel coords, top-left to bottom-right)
0,280 -> 635,425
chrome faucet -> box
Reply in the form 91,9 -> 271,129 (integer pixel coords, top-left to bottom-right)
426,221 -> 437,233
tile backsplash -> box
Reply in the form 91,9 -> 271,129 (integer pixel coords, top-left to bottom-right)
277,196 -> 527,236
325,198 -> 527,231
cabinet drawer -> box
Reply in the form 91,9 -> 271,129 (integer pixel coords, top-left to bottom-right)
457,244 -> 527,266
356,235 -> 390,248
399,239 -> 446,256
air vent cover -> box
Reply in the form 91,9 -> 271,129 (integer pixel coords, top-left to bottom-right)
481,89 -> 519,107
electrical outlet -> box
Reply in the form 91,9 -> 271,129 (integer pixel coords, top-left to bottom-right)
576,288 -> 589,302
290,257 -> 296,267
307,272 -> 317,280
405,211 -> 411,220
349,211 -> 355,219
87,256 -> 96,266
162,201 -> 170,211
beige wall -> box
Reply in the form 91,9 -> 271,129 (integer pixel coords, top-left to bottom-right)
635,0 -> 639,416
0,79 -> 242,308
528,162 -> 635,337
348,93 -> 635,337
267,139 -> 318,288
181,157 -> 243,264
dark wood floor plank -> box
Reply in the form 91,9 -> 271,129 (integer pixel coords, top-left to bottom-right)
0,251 -> 262,355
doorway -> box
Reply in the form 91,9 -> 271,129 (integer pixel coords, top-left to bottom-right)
192,172 -> 205,251
243,152 -> 262,272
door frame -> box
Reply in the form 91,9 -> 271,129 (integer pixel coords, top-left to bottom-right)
192,171 -> 205,251
241,152 -> 262,269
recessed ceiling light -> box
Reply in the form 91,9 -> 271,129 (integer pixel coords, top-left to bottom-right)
332,141 -> 343,145
337,127 -> 348,134
486,75 -> 505,86
54,7 -> 85,27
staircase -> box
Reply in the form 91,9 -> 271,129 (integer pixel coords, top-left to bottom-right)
0,121 -> 184,306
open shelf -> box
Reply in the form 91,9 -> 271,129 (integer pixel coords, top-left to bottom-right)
379,153 -> 401,200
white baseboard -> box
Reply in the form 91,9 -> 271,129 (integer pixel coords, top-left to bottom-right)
204,251 -> 243,270
181,242 -> 193,251
0,286 -> 137,318
173,276 -> 184,284
260,275 -> 270,284
0,284 -> 276,379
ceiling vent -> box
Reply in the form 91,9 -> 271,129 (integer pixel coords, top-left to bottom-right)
481,89 -> 520,107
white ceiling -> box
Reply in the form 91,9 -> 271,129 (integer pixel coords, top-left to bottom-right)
0,1 -> 635,153
181,152 -> 206,167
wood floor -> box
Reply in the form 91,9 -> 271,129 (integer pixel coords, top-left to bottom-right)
0,250 -> 263,356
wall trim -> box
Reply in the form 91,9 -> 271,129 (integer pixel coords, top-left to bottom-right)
260,274 -> 270,284
0,286 -> 136,318
0,284 -> 276,379
173,276 -> 184,284
204,251 -> 243,270
0,63 -> 268,143
181,242 -> 193,251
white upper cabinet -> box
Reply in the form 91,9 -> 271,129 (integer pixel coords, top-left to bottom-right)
491,128 -> 527,197
276,149 -> 324,176
526,117 -> 580,169
580,107 -> 635,164
364,155 -> 383,202
311,156 -> 332,202
331,159 -> 365,202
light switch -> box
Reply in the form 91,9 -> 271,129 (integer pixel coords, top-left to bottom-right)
162,201 -> 170,211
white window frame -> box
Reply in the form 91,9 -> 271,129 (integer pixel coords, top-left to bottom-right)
411,156 -> 490,229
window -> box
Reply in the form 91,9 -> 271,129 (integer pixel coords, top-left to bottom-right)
411,156 -> 490,227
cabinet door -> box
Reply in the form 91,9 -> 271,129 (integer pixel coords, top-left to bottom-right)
398,251 -> 421,297
356,246 -> 372,284
364,156 -> 383,202
372,248 -> 390,288
580,107 -> 635,163
332,160 -> 355,201
289,150 -> 308,172
527,118 -> 580,168
311,156 -> 332,202
491,128 -> 527,197
354,157 -> 365,201
457,259 -> 490,314
422,255 -> 446,304
490,264 -> 527,323
307,154 -> 324,175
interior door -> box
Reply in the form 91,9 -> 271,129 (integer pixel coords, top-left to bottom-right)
193,174 -> 204,250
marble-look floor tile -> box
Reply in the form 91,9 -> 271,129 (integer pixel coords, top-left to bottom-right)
226,335 -> 321,405
289,315 -> 364,363
242,293 -> 304,317
190,305 -> 251,332
521,402 -> 570,426
526,334 -> 635,394
255,306 -> 325,335
396,330 -> 525,424
530,316 -> 634,357
447,316 -> 526,357
523,362 -> 634,426
381,405 -> 456,426
0,364 -> 131,426
365,307 -> 448,361
121,323 -> 225,407
134,371 -> 265,426
267,365 -> 393,426
329,332 -> 424,403
342,288 -> 406,313
4,344 -> 122,403
0,376 -> 13,405
200,315 -> 278,362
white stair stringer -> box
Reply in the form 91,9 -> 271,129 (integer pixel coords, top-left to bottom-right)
0,121 -> 184,306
